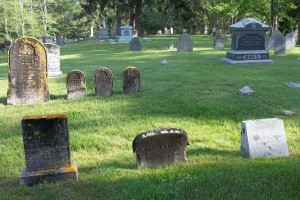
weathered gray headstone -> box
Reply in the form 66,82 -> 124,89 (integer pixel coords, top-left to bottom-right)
129,37 -> 142,51
56,35 -> 64,46
238,86 -> 254,95
285,32 -> 295,50
98,28 -> 109,40
118,25 -> 132,43
66,70 -> 86,99
177,33 -> 193,52
94,67 -> 114,96
215,39 -> 224,50
20,114 -> 78,186
241,118 -> 289,158
7,36 -> 50,105
222,18 -> 273,64
44,43 -> 63,78
280,110 -> 295,116
132,128 -> 189,168
286,82 -> 300,87
123,66 -> 140,94
274,34 -> 286,55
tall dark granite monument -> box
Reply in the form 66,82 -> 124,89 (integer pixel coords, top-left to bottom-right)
20,114 -> 78,186
222,18 -> 273,64
7,36 -> 50,105
132,128 -> 189,168
67,70 -> 86,100
94,67 -> 114,96
123,66 -> 140,94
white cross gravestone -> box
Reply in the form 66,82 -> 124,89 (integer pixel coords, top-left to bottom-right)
241,118 -> 289,158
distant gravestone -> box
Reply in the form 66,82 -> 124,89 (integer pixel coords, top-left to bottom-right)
94,67 -> 114,96
215,39 -> 224,50
241,118 -> 289,158
222,18 -> 273,64
20,114 -> 78,186
238,86 -> 254,95
285,32 -> 295,50
44,43 -> 63,78
123,66 -> 140,94
98,28 -> 109,40
274,34 -> 286,55
118,25 -> 133,43
66,70 -> 86,99
56,35 -> 64,46
129,37 -> 142,51
177,33 -> 193,52
7,36 -> 50,105
132,128 -> 189,168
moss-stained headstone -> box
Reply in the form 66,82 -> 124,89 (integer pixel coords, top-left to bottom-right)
94,67 -> 114,96
123,66 -> 140,94
7,36 -> 49,105
66,70 -> 86,100
20,114 -> 78,186
132,128 -> 189,168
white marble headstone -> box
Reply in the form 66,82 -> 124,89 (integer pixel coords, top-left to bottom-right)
241,118 -> 289,158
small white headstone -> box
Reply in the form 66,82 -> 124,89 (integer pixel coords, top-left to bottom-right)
281,110 -> 295,116
161,60 -> 168,65
241,118 -> 289,158
238,86 -> 254,95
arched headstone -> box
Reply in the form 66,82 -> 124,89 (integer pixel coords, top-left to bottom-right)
122,66 -> 140,94
94,67 -> 114,96
129,37 -> 142,51
177,33 -> 193,52
66,70 -> 86,100
7,36 -> 49,105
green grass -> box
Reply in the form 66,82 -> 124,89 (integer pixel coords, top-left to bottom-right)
0,35 -> 300,199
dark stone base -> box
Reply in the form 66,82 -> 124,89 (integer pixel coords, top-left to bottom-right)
221,58 -> 274,65
20,163 -> 78,186
222,50 -> 273,65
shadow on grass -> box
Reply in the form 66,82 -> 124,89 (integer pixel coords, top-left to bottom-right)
0,96 -> 6,105
188,147 -> 241,158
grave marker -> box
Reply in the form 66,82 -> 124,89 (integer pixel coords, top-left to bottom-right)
94,67 -> 114,96
7,36 -> 49,105
241,118 -> 289,158
20,114 -> 78,186
129,37 -> 142,51
177,33 -> 193,52
66,70 -> 86,99
274,34 -> 286,55
44,43 -> 63,78
123,66 -> 140,94
132,128 -> 189,168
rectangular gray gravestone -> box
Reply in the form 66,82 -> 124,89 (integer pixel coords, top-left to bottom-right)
44,43 -> 63,78
274,34 -> 286,55
123,67 -> 140,94
177,33 -> 193,52
20,114 -> 78,186
132,128 -> 189,168
67,70 -> 86,99
215,38 -> 224,50
241,118 -> 289,158
222,18 -> 273,64
94,67 -> 114,96
129,37 -> 142,51
7,36 -> 50,105
118,25 -> 133,43
285,32 -> 295,50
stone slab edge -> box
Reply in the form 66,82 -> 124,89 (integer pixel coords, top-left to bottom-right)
221,58 -> 274,65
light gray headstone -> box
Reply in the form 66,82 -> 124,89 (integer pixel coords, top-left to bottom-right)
241,118 -> 289,158
285,32 -> 295,50
238,86 -> 254,95
280,110 -> 295,116
215,39 -> 224,50
274,34 -> 286,55
98,28 -> 109,40
44,43 -> 63,78
177,33 -> 193,52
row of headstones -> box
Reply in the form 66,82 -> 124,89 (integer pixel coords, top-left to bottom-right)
67,67 -> 141,100
19,115 -> 289,186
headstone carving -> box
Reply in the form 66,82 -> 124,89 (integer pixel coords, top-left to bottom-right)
20,114 -> 78,186
132,128 -> 189,168
66,70 -> 86,99
177,33 -> 193,52
222,18 -> 273,64
7,36 -> 50,105
118,25 -> 133,43
123,66 -> 140,94
94,67 -> 114,96
44,43 -> 63,78
98,28 -> 109,40
241,118 -> 289,158
129,37 -> 142,51
274,34 -> 286,55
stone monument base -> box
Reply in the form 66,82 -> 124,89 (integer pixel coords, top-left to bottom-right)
222,50 -> 273,65
20,163 -> 78,186
118,36 -> 132,43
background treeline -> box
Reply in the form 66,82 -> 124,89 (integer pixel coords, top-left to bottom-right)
1,0 -> 300,42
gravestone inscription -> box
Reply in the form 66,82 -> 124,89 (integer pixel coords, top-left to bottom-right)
44,43 -> 63,78
129,37 -> 142,51
20,114 -> 78,186
241,118 -> 289,158
123,66 -> 140,94
132,128 -> 189,168
177,33 -> 193,52
66,70 -> 86,99
94,67 -> 114,96
7,36 -> 50,105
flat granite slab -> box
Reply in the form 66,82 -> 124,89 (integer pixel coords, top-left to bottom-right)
222,58 -> 274,65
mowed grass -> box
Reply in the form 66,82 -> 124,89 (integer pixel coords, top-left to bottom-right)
0,35 -> 300,199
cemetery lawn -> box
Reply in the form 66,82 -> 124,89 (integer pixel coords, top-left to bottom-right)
1,35 -> 300,199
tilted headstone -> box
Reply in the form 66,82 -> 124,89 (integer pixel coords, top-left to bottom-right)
98,28 -> 109,40
285,32 -> 295,50
7,36 -> 50,105
20,114 -> 78,186
123,66 -> 140,94
132,128 -> 189,168
44,43 -> 63,78
177,33 -> 193,52
129,37 -> 142,51
274,34 -> 286,55
241,118 -> 289,158
66,70 -> 86,99
222,18 -> 273,64
94,67 -> 114,96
